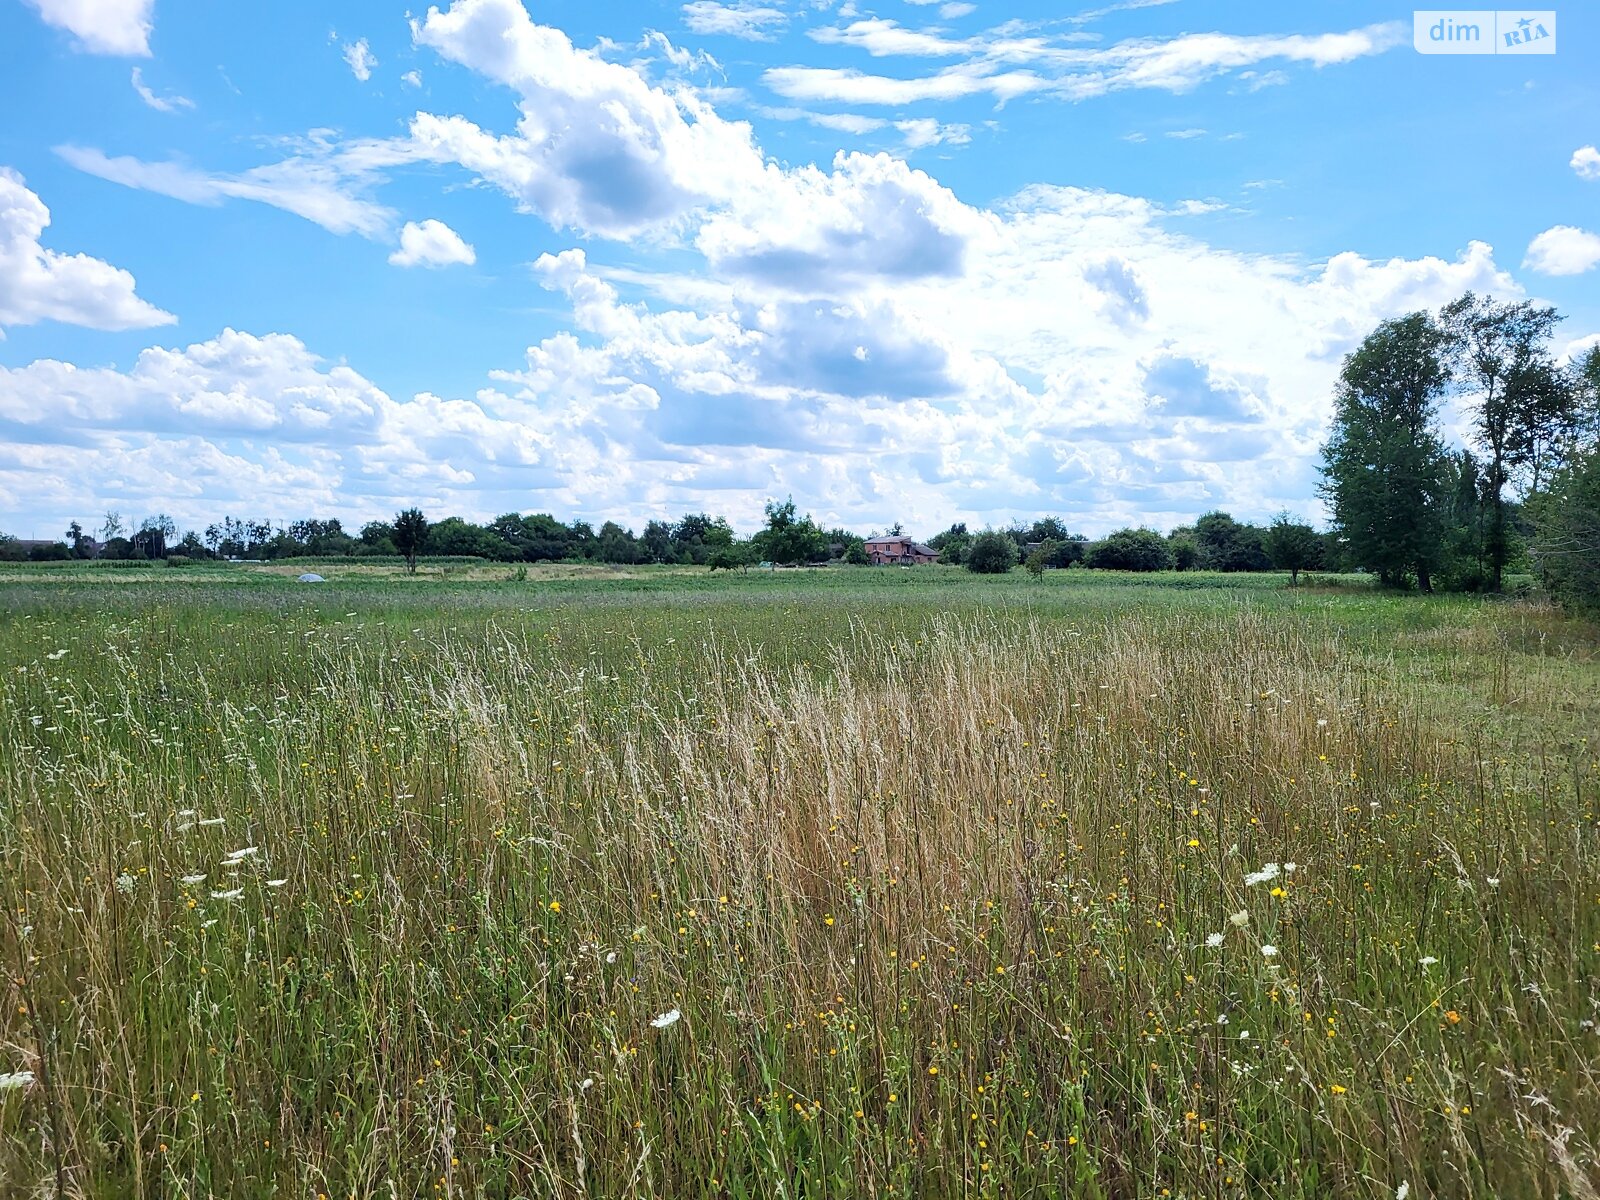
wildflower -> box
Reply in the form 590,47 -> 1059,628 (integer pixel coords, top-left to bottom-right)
1397,1184 -> 1410,1200
1239,1030 -> 1251,1040
548,901 -> 561,913
1284,863 -> 1297,873
0,1071 -> 34,1090
1330,1084 -> 1347,1095
579,1077 -> 594,1091
1486,877 -> 1500,889
1260,945 -> 1278,958
223,846 -> 257,862
1205,932 -> 1224,948
1187,839 -> 1200,848
650,1009 -> 681,1029
180,874 -> 207,886
265,879 -> 287,889
1445,1010 -> 1462,1025
1215,1013 -> 1229,1025
46,649 -> 67,661
211,888 -> 244,901
605,951 -> 618,965
114,873 -> 136,896
1244,863 -> 1281,887
1418,956 -> 1439,970
199,818 -> 226,828
1228,910 -> 1250,927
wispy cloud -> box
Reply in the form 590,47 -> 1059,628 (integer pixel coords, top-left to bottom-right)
767,21 -> 1406,106
682,1 -> 788,40
1069,0 -> 1183,25
130,68 -> 193,113
56,143 -> 397,239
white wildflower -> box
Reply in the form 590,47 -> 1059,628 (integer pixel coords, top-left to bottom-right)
1260,944 -> 1279,958
223,847 -> 258,862
1229,910 -> 1251,928
114,873 -> 136,896
198,817 -> 226,828
1396,1184 -> 1410,1200
1216,1013 -> 1229,1025
180,874 -> 207,886
1244,863 -> 1281,887
1419,956 -> 1439,969
265,879 -> 287,889
605,951 -> 618,964
579,1077 -> 594,1090
1486,877 -> 1500,888
0,1071 -> 35,1091
46,649 -> 68,661
1239,1030 -> 1251,1040
211,888 -> 244,901
650,1009 -> 682,1029
1205,932 -> 1225,948
1284,863 -> 1297,873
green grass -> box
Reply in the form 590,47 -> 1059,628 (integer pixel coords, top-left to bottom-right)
1,566 -> 1596,1198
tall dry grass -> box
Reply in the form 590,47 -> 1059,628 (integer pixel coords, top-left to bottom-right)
1,604 -> 1597,1198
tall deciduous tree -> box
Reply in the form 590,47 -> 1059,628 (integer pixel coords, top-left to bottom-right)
1264,513 -> 1320,586
1440,293 -> 1572,590
393,508 -> 429,575
752,497 -> 826,566
1319,312 -> 1452,591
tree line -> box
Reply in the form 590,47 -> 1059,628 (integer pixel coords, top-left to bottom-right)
0,497 -> 1333,585
4,290 -> 1596,609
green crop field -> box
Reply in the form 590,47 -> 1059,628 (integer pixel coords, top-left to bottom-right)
1,564 -> 1597,1198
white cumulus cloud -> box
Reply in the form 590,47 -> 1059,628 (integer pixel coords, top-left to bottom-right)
0,167 -> 174,334
389,219 -> 476,267
23,0 -> 154,55
1523,225 -> 1600,276
1571,145 -> 1600,181
344,38 -> 377,82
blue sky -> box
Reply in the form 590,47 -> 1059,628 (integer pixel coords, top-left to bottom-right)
1,0 -> 1596,539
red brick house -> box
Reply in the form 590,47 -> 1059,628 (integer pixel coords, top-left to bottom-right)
864,535 -> 938,565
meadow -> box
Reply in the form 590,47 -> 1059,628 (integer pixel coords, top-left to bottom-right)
0,563 -> 1597,1198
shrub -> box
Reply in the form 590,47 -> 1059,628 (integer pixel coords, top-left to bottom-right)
964,531 -> 1019,574
1086,528 -> 1173,572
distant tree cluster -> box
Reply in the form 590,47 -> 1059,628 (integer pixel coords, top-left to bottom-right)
920,512 -> 1329,581
1320,291 -> 1600,608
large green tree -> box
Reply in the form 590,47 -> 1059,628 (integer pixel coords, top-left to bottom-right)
1440,293 -> 1573,590
964,531 -> 1018,574
1264,513 -> 1321,586
1319,312 -> 1452,590
393,508 -> 429,574
752,497 -> 827,566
